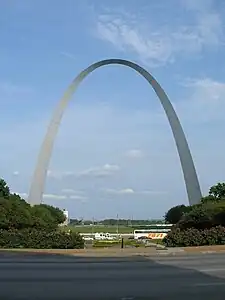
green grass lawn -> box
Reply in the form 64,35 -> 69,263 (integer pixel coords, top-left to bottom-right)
92,239 -> 146,248
64,225 -> 133,234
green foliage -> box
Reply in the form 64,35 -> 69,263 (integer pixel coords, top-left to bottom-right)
30,205 -> 56,230
92,239 -> 144,248
201,195 -> 218,204
200,183 -> 225,204
98,219 -> 164,226
163,226 -> 225,247
0,178 -> 10,199
0,229 -> 84,249
176,202 -> 225,231
0,180 -> 66,231
70,218 -> 165,226
0,195 -> 65,231
0,196 -> 33,230
64,225 -> 133,234
209,183 -> 225,200
177,204 -> 212,230
40,204 -> 66,225
93,240 -> 120,248
164,182 -> 225,247
0,178 -> 83,249
164,205 -> 188,224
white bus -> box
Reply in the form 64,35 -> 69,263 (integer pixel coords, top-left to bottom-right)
133,224 -> 173,240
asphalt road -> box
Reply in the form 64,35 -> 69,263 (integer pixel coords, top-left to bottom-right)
1,252 -> 225,300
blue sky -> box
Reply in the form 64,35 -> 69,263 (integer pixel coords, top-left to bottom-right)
1,0 -> 225,220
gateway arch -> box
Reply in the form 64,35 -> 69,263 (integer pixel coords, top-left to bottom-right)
28,59 -> 202,206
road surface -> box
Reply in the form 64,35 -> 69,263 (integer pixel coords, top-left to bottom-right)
0,251 -> 225,299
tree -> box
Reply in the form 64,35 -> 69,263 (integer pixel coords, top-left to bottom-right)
164,205 -> 188,224
9,193 -> 30,206
30,205 -> 56,230
208,202 -> 225,226
177,204 -> 212,230
200,183 -> 225,204
0,177 -> 67,231
0,178 -> 10,199
0,196 -> 33,230
201,195 -> 218,204
209,183 -> 225,200
39,204 -> 66,225
176,201 -> 225,230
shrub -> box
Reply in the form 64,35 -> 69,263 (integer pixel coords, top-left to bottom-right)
93,240 -> 120,248
163,226 -> 225,247
0,229 -> 84,249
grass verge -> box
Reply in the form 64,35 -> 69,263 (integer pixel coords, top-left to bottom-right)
61,225 -> 133,234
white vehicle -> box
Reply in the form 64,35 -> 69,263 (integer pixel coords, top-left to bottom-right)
94,232 -> 115,240
83,236 -> 94,241
133,224 -> 173,240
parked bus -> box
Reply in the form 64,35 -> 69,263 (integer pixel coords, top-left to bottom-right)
133,224 -> 173,240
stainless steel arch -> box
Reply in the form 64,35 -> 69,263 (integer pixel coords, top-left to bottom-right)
28,59 -> 202,206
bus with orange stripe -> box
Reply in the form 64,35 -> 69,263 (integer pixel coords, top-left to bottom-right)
133,224 -> 173,240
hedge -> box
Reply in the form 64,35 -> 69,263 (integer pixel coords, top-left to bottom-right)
163,226 -> 225,247
0,229 -> 84,249
93,240 -> 120,248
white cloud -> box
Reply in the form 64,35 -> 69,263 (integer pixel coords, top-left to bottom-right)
102,188 -> 167,196
47,170 -> 75,180
104,188 -> 135,195
60,52 -> 77,61
95,2 -> 224,66
14,192 -> 87,201
42,194 -> 66,200
96,15 -> 173,67
48,164 -> 120,180
12,171 -> 19,176
178,78 -> 225,122
182,0 -> 224,46
125,149 -> 143,158
15,192 -> 66,200
78,164 -> 120,178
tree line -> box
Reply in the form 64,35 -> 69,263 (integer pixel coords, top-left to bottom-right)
70,219 -> 164,226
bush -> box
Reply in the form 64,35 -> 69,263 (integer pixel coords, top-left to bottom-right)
93,240 -> 120,248
163,226 -> 225,247
0,229 -> 84,249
